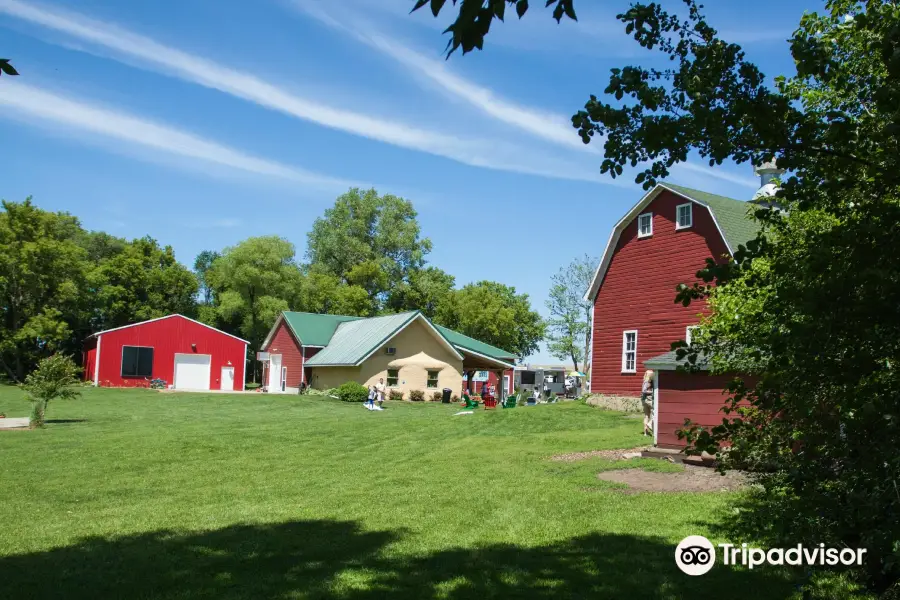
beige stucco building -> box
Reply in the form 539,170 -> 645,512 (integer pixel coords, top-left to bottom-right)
259,311 -> 516,398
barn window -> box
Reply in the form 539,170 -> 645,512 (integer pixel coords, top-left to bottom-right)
686,326 -> 699,346
637,213 -> 653,237
426,370 -> 439,388
621,331 -> 637,373
121,346 -> 153,377
387,368 -> 399,387
676,203 -> 693,229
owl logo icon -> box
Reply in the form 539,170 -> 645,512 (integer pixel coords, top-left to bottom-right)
675,535 -> 716,575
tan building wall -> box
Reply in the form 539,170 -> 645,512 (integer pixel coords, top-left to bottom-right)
309,318 -> 464,397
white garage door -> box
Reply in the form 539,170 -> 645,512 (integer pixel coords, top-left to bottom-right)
173,353 -> 211,390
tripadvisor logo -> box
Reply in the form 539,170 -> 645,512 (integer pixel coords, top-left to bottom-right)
675,536 -> 867,575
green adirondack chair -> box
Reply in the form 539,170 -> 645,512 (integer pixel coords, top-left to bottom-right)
462,394 -> 480,409
502,394 -> 518,408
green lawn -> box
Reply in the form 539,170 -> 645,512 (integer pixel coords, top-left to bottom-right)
0,387 -> 799,599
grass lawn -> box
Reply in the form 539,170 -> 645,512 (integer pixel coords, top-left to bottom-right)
0,387 -> 800,599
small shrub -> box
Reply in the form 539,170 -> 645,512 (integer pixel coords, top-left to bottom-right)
245,382 -> 261,390
24,354 -> 81,428
431,391 -> 442,402
451,394 -> 459,403
336,381 -> 368,403
389,389 -> 404,401
409,390 -> 425,402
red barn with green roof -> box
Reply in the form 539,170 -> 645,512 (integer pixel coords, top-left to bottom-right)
583,183 -> 761,447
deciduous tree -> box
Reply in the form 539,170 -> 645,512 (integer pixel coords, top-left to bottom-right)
437,281 -> 545,359
306,188 -> 432,308
206,237 -> 302,357
545,255 -> 596,372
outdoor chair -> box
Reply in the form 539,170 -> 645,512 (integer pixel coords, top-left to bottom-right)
462,394 -> 480,409
502,394 -> 518,408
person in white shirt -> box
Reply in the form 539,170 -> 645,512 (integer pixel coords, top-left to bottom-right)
641,370 -> 655,436
375,378 -> 386,408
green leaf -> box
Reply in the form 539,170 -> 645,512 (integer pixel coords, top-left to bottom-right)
516,0 -> 529,19
0,59 -> 19,76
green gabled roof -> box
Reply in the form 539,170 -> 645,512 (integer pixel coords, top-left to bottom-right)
435,325 -> 517,363
663,183 -> 761,252
305,311 -> 428,366
282,311 -> 363,347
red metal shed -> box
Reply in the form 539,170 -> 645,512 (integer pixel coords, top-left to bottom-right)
83,315 -> 248,391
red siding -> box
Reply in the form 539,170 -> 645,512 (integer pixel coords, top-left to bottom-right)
262,321 -> 305,388
82,337 -> 97,383
462,369 -> 514,396
656,372 -> 749,448
91,315 -> 246,390
591,191 -> 731,396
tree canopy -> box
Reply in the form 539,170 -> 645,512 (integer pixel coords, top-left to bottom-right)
437,281 -> 545,359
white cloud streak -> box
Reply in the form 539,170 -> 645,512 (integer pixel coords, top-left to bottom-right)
291,0 -> 758,190
0,81 -> 358,189
292,0 -> 591,152
0,0 -> 618,185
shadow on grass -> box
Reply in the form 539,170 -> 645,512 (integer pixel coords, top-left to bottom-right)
0,520 -> 797,599
46,419 -> 88,424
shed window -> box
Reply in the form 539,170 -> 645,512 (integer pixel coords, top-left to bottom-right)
520,371 -> 536,385
426,370 -> 439,388
122,346 -> 153,377
676,203 -> 693,229
638,213 -> 653,237
387,368 -> 399,387
621,331 -> 637,373
686,326 -> 699,346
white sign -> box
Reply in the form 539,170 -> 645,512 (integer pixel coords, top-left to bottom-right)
256,351 -> 269,361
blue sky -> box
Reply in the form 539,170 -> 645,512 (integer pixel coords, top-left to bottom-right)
1,0 -> 813,362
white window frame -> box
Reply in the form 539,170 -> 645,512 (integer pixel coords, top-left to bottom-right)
676,203 -> 693,230
686,325 -> 699,346
637,212 -> 653,238
621,330 -> 638,373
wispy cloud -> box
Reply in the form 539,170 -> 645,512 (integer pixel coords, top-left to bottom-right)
292,0 -> 592,152
292,0 -> 757,190
0,0 -> 619,185
0,81 -> 358,189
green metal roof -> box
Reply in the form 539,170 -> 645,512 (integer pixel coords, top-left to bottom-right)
305,311 -> 427,366
282,312 -> 362,347
644,349 -> 710,371
435,325 -> 517,362
663,183 -> 761,252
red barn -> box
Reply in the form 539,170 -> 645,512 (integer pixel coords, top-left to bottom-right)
83,315 -> 248,391
583,183 -> 760,447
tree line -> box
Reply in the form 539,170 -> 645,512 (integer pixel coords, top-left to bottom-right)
0,188 -> 545,383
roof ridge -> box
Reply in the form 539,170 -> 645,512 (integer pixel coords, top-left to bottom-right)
661,182 -> 746,205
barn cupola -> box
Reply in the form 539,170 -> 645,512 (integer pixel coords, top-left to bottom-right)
750,160 -> 785,210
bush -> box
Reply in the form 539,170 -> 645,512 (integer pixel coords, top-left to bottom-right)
245,382 -> 261,390
431,391 -> 442,402
451,394 -> 459,403
336,381 -> 368,403
409,390 -> 425,402
389,389 -> 404,401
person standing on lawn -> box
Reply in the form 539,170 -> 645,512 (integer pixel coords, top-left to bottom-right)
641,370 -> 655,436
366,384 -> 376,409
375,378 -> 386,408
